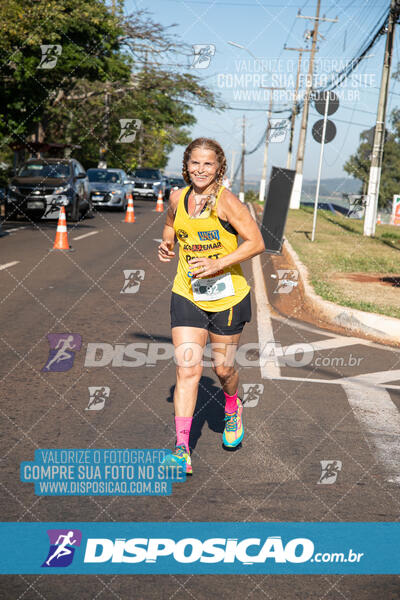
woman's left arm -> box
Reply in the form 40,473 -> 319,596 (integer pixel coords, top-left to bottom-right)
189,190 -> 265,277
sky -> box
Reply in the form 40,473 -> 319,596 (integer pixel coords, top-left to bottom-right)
123,0 -> 400,184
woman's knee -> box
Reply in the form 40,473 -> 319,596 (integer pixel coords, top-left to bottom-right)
212,364 -> 236,383
176,363 -> 203,383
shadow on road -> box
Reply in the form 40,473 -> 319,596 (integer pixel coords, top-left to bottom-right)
166,376 -> 225,451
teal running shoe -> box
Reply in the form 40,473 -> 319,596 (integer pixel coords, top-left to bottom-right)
222,397 -> 244,448
162,444 -> 192,475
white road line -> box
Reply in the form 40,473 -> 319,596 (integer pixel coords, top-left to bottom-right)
0,261 -> 20,271
281,336 -> 362,355
275,314 -> 398,352
72,231 -> 99,241
340,370 -> 400,386
269,375 -> 400,391
249,203 -> 280,379
6,227 -> 27,233
343,375 -> 400,484
271,371 -> 400,482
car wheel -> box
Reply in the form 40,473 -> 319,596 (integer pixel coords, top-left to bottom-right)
70,196 -> 80,222
82,199 -> 95,219
6,204 -> 19,221
119,196 -> 126,212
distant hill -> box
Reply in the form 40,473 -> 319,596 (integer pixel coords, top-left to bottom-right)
302,177 -> 362,197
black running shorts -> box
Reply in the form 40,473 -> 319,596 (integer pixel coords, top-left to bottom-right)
170,291 -> 251,335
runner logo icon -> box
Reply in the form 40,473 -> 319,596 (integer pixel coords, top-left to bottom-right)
38,45 -> 62,69
117,119 -> 142,143
242,383 -> 264,408
42,529 -> 82,568
318,460 -> 342,484
41,333 -> 82,372
191,44 -> 215,69
121,269 -> 145,294
86,386 -> 110,411
273,270 -> 299,294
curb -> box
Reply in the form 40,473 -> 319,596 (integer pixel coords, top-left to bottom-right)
282,237 -> 400,347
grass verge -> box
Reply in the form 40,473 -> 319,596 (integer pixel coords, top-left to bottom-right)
284,207 -> 400,319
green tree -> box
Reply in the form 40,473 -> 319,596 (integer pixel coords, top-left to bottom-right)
0,0 -> 130,143
0,2 -> 223,171
344,60 -> 400,210
344,121 -> 400,209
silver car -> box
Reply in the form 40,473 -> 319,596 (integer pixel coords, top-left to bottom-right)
87,168 -> 132,211
130,168 -> 166,201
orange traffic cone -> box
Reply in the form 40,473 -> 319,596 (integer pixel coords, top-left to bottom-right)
124,194 -> 135,223
52,206 -> 71,250
155,189 -> 164,212
377,212 -> 382,225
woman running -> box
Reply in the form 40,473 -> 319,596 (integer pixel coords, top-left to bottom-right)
158,138 -> 265,474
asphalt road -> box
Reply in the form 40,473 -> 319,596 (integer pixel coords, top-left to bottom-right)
0,201 -> 399,599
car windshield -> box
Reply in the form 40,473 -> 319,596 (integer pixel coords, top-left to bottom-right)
87,170 -> 122,183
18,163 -> 70,178
133,169 -> 160,180
170,178 -> 185,186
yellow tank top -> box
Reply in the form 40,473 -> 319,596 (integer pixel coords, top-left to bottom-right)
171,185 -> 250,311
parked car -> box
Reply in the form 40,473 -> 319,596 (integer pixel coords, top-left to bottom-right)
162,175 -> 171,201
87,168 -> 132,211
168,176 -> 186,192
130,168 -> 166,200
7,158 -> 91,221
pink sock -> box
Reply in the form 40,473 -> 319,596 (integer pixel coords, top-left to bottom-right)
175,416 -> 192,452
224,390 -> 238,414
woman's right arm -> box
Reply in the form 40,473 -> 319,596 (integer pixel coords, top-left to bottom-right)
158,189 -> 180,262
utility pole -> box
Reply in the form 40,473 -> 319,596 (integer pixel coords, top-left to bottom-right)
284,46 -> 311,169
98,86 -> 110,168
290,2 -> 338,208
138,49 -> 149,168
364,0 -> 398,236
259,87 -> 284,202
239,115 -> 246,203
230,149 -> 237,184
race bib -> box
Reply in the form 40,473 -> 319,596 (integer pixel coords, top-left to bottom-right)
191,272 -> 234,301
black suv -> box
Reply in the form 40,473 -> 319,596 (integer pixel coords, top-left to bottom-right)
7,158 -> 91,221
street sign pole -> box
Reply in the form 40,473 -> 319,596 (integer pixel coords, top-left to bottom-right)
312,92 -> 330,242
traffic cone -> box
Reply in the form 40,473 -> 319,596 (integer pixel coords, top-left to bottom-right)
52,206 -> 71,250
377,212 -> 382,225
155,189 -> 164,212
124,194 -> 135,223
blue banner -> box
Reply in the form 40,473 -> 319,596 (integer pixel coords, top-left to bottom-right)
0,522 -> 399,574
20,449 -> 185,496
